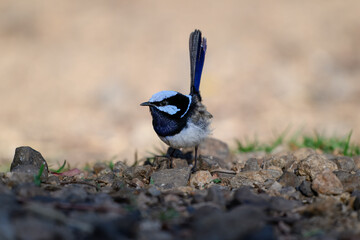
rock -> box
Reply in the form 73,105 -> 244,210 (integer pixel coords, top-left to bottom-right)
297,154 -> 338,180
242,158 -> 260,171
93,162 -> 110,174
234,152 -> 266,169
131,178 -> 145,189
147,186 -> 161,197
237,169 -> 283,183
292,148 -> 316,162
298,180 -> 314,197
351,191 -> 360,211
124,165 -> 153,181
268,181 -> 282,192
153,156 -> 169,170
189,170 -> 214,189
278,171 -> 302,188
230,169 -> 282,188
197,138 -> 232,170
97,172 -> 115,184
193,205 -> 266,240
311,169 -> 343,195
150,168 -> 191,190
171,158 -> 189,169
5,171 -> 37,186
332,156 -> 355,172
263,153 -> 296,171
113,161 -> 128,175
334,171 -> 360,193
230,175 -> 257,188
353,156 -> 360,170
279,186 -> 301,200
10,146 -> 48,179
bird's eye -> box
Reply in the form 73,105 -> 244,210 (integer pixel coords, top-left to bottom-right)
159,101 -> 168,106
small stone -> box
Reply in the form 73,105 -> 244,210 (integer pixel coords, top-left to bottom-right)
237,169 -> 282,183
153,156 -> 169,170
113,161 -> 128,175
131,178 -> 145,189
46,175 -> 60,186
242,158 -> 260,171
150,168 -> 191,190
5,172 -> 37,186
298,180 -> 314,197
10,146 -> 48,179
263,153 -> 295,171
332,156 -> 355,172
334,171 -> 360,193
297,154 -> 338,180
268,181 -> 282,192
278,171 -> 301,188
147,186 -> 161,197
124,165 -> 153,181
234,152 -> 266,169
190,170 -> 214,189
172,158 -> 189,169
353,156 -> 360,170
292,148 -> 316,162
351,190 -> 360,210
311,169 -> 343,195
93,162 -> 109,174
97,172 -> 115,184
197,138 -> 232,170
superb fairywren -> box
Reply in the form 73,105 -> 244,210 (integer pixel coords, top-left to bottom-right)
141,29 -> 212,172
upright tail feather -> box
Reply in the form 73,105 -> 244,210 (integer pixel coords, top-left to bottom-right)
189,29 -> 207,99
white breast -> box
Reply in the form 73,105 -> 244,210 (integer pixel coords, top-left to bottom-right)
159,121 -> 210,148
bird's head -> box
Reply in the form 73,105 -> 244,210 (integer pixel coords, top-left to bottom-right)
140,91 -> 192,119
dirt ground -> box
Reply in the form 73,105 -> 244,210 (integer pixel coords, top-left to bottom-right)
0,1 -> 360,166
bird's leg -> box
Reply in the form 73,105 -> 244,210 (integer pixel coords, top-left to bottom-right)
166,147 -> 176,169
191,146 -> 199,173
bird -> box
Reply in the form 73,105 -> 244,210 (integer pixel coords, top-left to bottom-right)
140,29 -> 212,172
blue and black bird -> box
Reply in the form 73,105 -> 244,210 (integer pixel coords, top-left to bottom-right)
140,29 -> 212,172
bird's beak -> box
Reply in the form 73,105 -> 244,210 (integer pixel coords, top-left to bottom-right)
140,101 -> 152,106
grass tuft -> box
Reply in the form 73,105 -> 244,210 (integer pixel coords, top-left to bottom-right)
34,163 -> 45,186
237,130 -> 360,156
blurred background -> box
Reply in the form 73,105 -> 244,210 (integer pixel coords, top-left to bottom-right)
1,1 -> 360,166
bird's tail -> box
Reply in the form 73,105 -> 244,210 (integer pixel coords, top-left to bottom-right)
189,29 -> 207,100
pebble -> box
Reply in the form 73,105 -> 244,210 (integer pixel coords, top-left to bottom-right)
352,156 -> 360,170
311,169 -> 343,195
298,180 -> 314,197
93,162 -> 109,174
189,170 -> 214,189
292,148 -> 316,162
113,161 -> 128,175
10,146 -> 49,179
263,153 -> 295,171
332,156 -> 355,172
334,171 -> 360,193
297,154 -> 338,180
278,171 -> 302,188
242,158 -> 260,171
150,168 -> 191,190
197,138 -> 232,170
